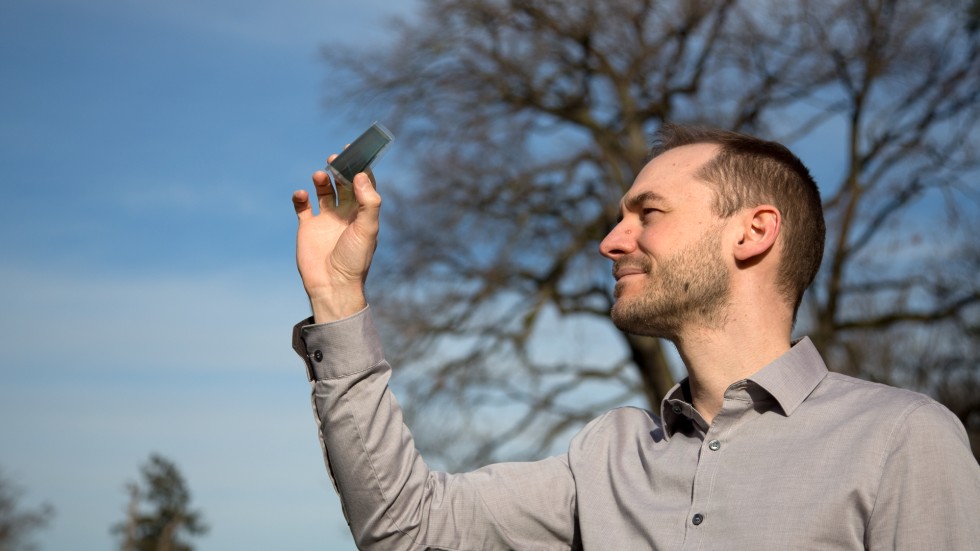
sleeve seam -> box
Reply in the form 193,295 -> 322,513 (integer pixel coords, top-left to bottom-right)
864,397 -> 938,538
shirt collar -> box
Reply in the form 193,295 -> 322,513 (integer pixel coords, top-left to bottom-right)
659,337 -> 828,438
747,337 -> 828,416
660,380 -> 706,438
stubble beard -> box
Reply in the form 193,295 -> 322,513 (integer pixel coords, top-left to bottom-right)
610,229 -> 731,340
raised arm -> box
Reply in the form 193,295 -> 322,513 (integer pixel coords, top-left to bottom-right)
290,164 -> 579,550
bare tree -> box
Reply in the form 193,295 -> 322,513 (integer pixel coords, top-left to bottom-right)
111,454 -> 208,551
324,0 -> 980,469
0,468 -> 54,551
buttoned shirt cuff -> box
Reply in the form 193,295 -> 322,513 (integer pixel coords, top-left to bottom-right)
291,306 -> 384,381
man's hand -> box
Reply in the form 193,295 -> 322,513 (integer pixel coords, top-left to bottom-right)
292,157 -> 381,323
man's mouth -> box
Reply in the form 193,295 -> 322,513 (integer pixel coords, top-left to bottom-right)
613,260 -> 650,281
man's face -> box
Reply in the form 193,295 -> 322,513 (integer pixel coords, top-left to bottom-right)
599,144 -> 732,338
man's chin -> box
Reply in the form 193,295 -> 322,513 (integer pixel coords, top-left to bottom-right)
612,279 -> 644,300
610,299 -> 645,333
611,299 -> 677,339
612,282 -> 625,299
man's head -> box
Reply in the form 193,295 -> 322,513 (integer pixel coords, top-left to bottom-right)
600,124 -> 825,337
654,125 -> 826,314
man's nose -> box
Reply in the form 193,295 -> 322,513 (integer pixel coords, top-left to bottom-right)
599,222 -> 637,260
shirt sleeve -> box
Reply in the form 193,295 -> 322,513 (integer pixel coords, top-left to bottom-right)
292,307 -> 580,551
866,399 -> 980,550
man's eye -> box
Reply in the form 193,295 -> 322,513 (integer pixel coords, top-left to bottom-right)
642,208 -> 661,218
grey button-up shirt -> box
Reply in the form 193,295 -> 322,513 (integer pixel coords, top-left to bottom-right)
293,308 -> 980,550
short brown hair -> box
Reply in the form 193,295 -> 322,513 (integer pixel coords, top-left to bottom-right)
649,123 -> 826,316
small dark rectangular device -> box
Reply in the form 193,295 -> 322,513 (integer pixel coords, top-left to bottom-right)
326,122 -> 395,189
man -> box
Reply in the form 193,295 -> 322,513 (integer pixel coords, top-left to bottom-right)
290,125 -> 980,550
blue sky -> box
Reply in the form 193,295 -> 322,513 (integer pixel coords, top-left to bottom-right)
0,0 -> 419,549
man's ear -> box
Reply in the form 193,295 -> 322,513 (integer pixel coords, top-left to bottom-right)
733,205 -> 780,262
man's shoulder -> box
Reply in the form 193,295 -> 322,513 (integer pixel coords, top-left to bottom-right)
815,371 -> 938,411
809,372 -> 965,440
566,406 -> 663,453
600,405 -> 664,427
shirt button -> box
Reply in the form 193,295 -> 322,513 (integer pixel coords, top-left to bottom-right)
312,350 -> 323,362
672,404 -> 683,414
692,513 -> 704,525
708,440 -> 721,451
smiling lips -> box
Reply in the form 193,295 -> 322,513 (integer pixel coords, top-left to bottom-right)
613,259 -> 651,280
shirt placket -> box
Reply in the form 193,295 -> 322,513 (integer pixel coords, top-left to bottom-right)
681,385 -> 751,551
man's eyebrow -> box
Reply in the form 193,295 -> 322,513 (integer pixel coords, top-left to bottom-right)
621,191 -> 668,212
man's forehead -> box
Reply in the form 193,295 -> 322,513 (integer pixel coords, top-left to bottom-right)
641,142 -> 719,179
619,143 -> 719,208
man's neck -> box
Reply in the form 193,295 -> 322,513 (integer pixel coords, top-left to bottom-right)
674,321 -> 791,425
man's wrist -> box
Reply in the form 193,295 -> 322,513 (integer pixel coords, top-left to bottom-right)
309,291 -> 367,324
